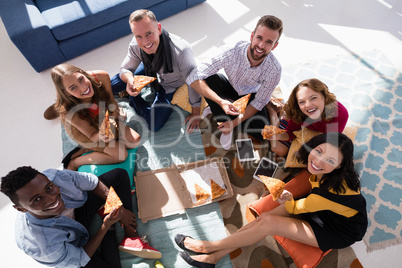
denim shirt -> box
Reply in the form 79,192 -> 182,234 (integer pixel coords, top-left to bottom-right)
15,169 -> 99,268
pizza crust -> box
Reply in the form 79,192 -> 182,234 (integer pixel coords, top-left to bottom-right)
258,175 -> 285,201
261,125 -> 287,139
211,179 -> 226,199
104,186 -> 123,214
133,75 -> 157,92
232,93 -> 251,114
195,183 -> 210,202
99,111 -> 114,139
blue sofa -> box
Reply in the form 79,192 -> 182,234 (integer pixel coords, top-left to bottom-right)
0,0 -> 206,72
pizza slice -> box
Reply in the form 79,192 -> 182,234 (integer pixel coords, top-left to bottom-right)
104,186 -> 123,214
99,111 -> 114,139
261,125 -> 286,139
210,179 -> 226,199
258,175 -> 285,201
232,93 -> 251,114
133,75 -> 157,92
195,183 -> 210,202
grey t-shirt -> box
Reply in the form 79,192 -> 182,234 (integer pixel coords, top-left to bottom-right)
120,33 -> 201,106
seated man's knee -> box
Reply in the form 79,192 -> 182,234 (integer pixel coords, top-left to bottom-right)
148,108 -> 173,132
113,168 -> 129,177
101,168 -> 129,181
111,74 -> 127,94
148,122 -> 164,132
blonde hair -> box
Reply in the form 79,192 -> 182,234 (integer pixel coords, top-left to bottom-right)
129,9 -> 157,24
284,78 -> 337,124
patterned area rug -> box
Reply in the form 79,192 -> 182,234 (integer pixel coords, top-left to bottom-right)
200,49 -> 402,266
60,49 -> 401,267
62,100 -> 233,268
280,50 -> 402,252
200,117 -> 361,267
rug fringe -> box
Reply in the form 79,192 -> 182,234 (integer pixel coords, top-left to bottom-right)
365,237 -> 402,253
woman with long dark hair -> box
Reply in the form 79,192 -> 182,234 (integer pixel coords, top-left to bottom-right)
175,133 -> 367,268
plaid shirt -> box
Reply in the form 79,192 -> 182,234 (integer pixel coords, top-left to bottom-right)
187,41 -> 281,110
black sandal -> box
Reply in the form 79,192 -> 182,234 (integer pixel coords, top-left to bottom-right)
62,146 -> 82,169
179,251 -> 215,268
175,234 -> 201,254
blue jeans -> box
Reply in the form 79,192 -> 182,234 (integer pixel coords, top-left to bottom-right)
129,88 -> 175,132
110,63 -> 145,94
110,63 -> 175,132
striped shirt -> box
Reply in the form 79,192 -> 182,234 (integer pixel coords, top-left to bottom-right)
187,41 -> 281,110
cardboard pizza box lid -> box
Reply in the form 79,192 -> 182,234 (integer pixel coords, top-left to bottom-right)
135,157 -> 233,223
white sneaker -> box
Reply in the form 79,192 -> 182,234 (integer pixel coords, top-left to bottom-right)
220,131 -> 233,150
201,107 -> 212,119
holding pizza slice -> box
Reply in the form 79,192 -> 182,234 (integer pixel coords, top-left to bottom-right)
104,186 -> 123,214
132,75 -> 157,92
261,125 -> 287,140
99,111 -> 115,139
258,175 -> 285,201
232,93 -> 251,114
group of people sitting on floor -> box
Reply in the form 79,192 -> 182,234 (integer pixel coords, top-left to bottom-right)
1,9 -> 367,268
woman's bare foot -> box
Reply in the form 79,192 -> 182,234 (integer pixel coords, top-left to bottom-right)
70,147 -> 89,160
62,146 -> 88,170
183,237 -> 209,254
66,158 -> 79,171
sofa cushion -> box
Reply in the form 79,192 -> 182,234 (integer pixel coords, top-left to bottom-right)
274,235 -> 332,268
35,0 -> 164,40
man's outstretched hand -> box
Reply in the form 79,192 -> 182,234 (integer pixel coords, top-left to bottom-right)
184,114 -> 201,133
221,99 -> 240,116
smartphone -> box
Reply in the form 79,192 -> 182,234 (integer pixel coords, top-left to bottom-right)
235,138 -> 256,162
253,157 -> 279,181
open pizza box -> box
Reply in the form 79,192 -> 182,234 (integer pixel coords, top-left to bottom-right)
134,157 -> 233,223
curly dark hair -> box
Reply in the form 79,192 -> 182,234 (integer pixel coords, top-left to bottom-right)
295,132 -> 361,194
284,78 -> 337,124
1,166 -> 41,205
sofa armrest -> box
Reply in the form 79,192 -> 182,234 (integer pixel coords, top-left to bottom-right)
0,0 -> 66,72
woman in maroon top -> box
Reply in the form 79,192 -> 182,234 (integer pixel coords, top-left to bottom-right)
52,64 -> 141,170
269,78 -> 349,157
